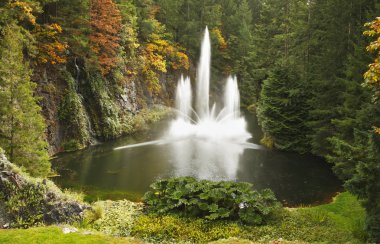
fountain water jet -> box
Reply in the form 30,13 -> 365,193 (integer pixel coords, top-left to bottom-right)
196,27 -> 211,119
168,28 -> 251,144
114,27 -> 261,180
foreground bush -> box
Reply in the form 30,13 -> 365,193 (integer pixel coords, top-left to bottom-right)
143,177 -> 280,225
86,200 -> 143,236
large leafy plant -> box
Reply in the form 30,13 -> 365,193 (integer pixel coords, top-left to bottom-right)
143,177 -> 280,225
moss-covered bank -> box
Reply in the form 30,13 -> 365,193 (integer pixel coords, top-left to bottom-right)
0,150 -> 88,228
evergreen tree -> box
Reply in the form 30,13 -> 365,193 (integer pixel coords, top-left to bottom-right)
306,0 -> 378,156
257,65 -> 309,152
226,0 -> 258,106
323,8 -> 380,242
0,24 -> 50,177
50,0 -> 91,58
328,125 -> 380,242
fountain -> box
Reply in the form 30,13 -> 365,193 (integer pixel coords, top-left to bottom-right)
115,27 -> 260,180
168,27 -> 251,144
53,27 -> 342,201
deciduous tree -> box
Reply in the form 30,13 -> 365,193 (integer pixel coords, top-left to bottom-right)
89,0 -> 122,75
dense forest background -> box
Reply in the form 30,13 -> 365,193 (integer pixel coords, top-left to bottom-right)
0,0 -> 379,241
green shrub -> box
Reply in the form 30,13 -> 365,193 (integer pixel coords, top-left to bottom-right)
2,181 -> 46,228
260,134 -> 274,149
90,200 -> 143,236
62,139 -> 83,152
0,158 -> 87,228
247,103 -> 257,113
82,203 -> 104,227
143,177 -> 281,225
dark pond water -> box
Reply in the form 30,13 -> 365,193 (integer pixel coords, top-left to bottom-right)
51,112 -> 342,206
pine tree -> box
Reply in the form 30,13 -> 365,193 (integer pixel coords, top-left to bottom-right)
0,24 -> 50,177
323,7 -> 380,242
328,125 -> 380,242
51,0 -> 91,57
257,65 -> 309,152
231,0 -> 257,106
305,0 -> 374,154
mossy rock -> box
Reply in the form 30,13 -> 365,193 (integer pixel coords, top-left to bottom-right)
0,152 -> 89,228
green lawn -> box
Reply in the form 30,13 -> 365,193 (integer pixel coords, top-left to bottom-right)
0,226 -> 141,244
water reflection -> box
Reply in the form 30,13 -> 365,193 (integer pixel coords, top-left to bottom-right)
52,113 -> 342,206
171,139 -> 245,180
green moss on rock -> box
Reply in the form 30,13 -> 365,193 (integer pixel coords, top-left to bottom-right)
0,152 -> 88,228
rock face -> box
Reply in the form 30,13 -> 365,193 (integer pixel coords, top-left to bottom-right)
34,64 -> 176,155
0,201 -> 10,228
0,152 -> 89,227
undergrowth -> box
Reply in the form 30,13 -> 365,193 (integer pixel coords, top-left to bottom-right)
131,192 -> 365,243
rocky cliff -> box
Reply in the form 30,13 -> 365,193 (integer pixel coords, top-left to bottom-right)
34,61 -> 178,155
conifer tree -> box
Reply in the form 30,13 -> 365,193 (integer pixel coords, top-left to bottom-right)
0,24 -> 50,177
305,0 -> 377,156
257,65 -> 309,152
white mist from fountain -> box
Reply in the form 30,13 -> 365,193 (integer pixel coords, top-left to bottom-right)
168,27 -> 251,144
167,27 -> 253,180
115,27 -> 261,180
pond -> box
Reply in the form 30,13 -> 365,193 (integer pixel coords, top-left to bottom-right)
51,111 -> 342,207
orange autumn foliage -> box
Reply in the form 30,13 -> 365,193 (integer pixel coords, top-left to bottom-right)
89,0 -> 122,75
35,23 -> 68,65
142,35 -> 189,94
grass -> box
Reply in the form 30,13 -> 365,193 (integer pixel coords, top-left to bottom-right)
0,226 -> 141,244
296,192 -> 367,241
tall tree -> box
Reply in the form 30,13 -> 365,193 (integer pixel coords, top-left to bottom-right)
318,7 -> 380,242
89,0 -> 122,75
0,24 -> 50,177
257,65 -> 309,152
228,0 -> 257,106
50,0 -> 91,58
